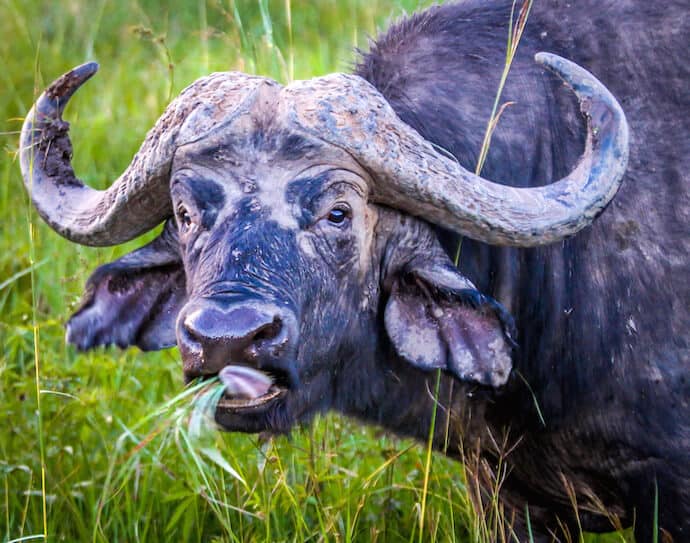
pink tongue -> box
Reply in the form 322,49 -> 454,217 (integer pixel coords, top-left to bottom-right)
219,365 -> 273,399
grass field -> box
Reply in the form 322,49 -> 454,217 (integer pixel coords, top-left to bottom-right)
0,1 -> 633,541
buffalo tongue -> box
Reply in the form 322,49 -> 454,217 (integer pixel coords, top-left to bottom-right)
219,365 -> 273,399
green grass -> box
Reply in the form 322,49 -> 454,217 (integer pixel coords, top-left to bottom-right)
0,1 -> 634,541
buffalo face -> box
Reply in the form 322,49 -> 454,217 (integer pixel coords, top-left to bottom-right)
22,57 -> 627,435
65,117 -> 516,434
170,121 -> 386,432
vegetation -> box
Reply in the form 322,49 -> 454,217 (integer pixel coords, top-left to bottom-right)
1,1 -> 632,541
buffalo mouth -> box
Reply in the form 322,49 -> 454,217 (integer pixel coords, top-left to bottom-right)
215,364 -> 289,413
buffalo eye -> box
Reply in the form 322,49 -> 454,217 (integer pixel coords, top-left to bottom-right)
177,205 -> 193,231
327,205 -> 350,225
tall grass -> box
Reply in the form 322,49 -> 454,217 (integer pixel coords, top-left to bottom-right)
0,1 -> 633,541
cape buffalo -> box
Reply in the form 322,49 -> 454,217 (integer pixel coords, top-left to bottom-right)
19,0 -> 689,540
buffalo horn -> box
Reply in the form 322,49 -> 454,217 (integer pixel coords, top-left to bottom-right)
288,52 -> 629,247
19,63 -> 176,246
19,63 -> 264,246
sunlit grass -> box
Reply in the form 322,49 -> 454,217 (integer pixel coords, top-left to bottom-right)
0,1 -> 634,541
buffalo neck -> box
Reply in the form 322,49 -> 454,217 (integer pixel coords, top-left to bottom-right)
335,342 -> 499,457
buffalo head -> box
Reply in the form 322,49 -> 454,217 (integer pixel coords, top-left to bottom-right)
20,54 -> 628,433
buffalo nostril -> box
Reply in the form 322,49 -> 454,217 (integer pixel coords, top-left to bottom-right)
181,308 -> 206,342
182,318 -> 201,346
243,317 -> 284,363
252,317 -> 282,342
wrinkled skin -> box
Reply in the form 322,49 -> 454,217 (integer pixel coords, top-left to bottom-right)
69,117 -> 514,434
62,0 -> 688,541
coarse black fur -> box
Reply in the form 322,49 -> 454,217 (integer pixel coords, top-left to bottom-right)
62,1 -> 689,541
356,0 -> 689,540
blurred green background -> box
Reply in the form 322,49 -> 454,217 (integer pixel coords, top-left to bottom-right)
0,1 -> 632,541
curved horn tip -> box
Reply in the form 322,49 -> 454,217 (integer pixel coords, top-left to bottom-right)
534,51 -> 628,130
40,61 -> 99,114
535,52 -> 604,99
534,52 -> 591,88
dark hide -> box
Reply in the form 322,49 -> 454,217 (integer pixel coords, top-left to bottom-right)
356,0 -> 689,540
67,1 -> 689,541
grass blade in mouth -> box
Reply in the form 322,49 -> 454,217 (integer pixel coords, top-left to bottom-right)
188,378 -> 227,441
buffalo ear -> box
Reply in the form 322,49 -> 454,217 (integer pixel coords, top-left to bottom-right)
384,258 -> 515,387
66,221 -> 185,351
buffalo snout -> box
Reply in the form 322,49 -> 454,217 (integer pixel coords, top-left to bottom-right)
178,299 -> 298,386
